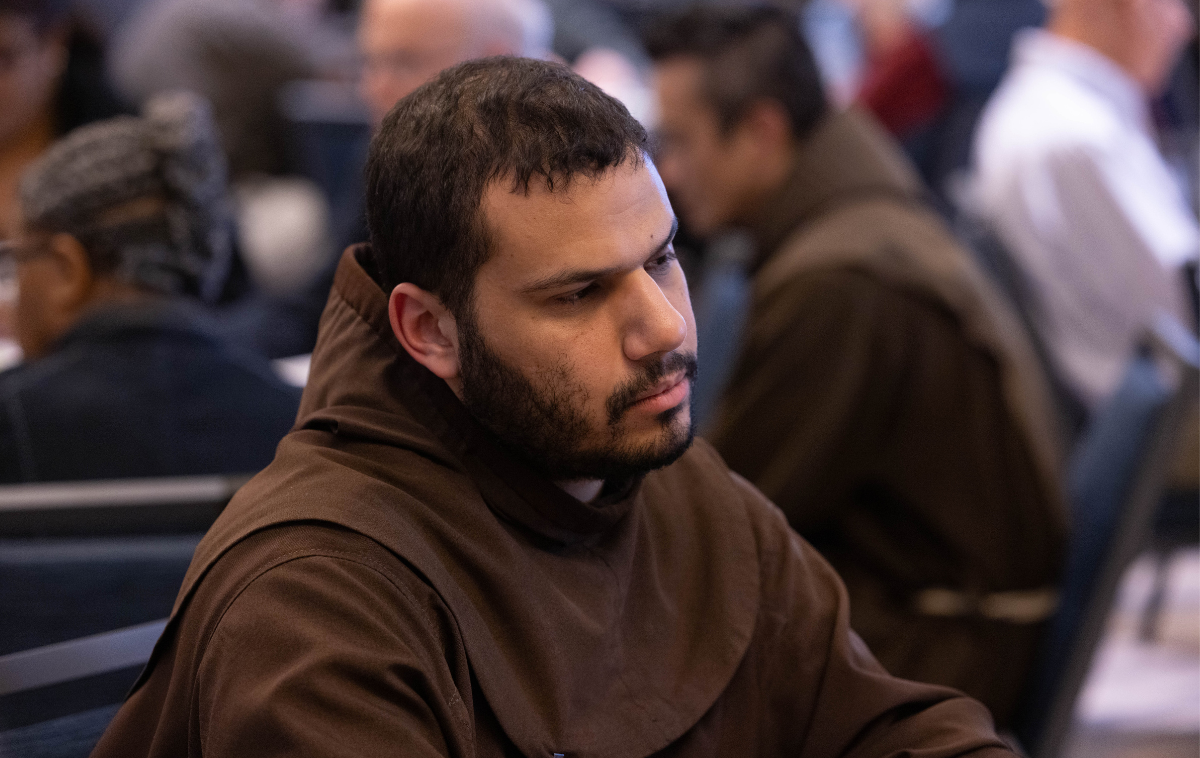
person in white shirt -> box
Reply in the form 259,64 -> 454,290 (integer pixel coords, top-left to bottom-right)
970,0 -> 1197,410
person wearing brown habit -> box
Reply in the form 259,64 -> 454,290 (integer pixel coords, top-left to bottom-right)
93,57 -> 1017,757
647,7 -> 1067,727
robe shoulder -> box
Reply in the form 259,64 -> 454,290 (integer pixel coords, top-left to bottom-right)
92,523 -> 480,758
93,441 -> 1017,758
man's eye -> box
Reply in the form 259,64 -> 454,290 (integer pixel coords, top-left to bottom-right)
557,283 -> 598,305
647,251 -> 678,273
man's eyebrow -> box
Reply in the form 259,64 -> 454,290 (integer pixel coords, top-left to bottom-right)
521,218 -> 679,294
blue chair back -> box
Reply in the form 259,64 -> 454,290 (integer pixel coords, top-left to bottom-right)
0,475 -> 245,758
1013,329 -> 1199,757
0,621 -> 167,758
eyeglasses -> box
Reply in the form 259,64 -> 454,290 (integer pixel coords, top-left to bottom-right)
0,237 -> 52,303
0,37 -> 43,75
0,237 -> 52,263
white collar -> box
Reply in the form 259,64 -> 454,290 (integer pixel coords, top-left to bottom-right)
1011,28 -> 1152,133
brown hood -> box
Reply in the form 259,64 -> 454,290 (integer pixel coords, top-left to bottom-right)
151,246 -> 761,758
747,107 -> 926,269
748,108 -> 1068,506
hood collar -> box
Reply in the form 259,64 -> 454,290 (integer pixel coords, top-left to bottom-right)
746,107 -> 925,267
299,245 -> 638,544
1012,28 -> 1152,136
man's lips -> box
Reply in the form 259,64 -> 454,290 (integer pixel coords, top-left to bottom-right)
630,371 -> 689,412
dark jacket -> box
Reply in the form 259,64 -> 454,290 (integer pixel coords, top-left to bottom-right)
92,246 -> 1015,758
708,109 -> 1069,726
0,301 -> 300,482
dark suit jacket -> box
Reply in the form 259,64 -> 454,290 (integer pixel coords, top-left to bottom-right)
0,301 -> 300,482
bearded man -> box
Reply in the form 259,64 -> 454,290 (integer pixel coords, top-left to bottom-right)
93,57 -> 1016,758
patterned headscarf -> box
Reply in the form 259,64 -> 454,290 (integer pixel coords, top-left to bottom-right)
19,91 -> 232,299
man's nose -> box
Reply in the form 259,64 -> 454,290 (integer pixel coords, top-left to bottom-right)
621,270 -> 688,362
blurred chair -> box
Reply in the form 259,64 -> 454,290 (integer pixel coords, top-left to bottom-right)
1010,317 -> 1200,758
956,214 -> 1089,444
0,475 -> 248,539
0,620 -> 165,758
0,475 -> 247,758
1139,487 -> 1200,641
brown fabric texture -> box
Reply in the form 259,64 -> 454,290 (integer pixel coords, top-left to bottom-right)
93,246 -> 1016,758
708,109 -> 1069,726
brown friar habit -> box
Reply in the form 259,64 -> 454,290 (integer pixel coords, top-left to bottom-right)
707,108 -> 1069,727
93,245 -> 1017,758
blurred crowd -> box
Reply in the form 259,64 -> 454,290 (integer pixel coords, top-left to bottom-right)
0,0 -> 1196,735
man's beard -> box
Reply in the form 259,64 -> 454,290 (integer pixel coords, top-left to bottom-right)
457,312 -> 697,484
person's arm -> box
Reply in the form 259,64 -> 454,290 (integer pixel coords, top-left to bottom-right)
1044,141 -> 1194,337
1003,140 -> 1197,404
733,475 -> 1016,757
195,551 -> 472,757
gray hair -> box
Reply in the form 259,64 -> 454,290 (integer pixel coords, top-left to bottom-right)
482,0 -> 554,59
19,91 -> 232,299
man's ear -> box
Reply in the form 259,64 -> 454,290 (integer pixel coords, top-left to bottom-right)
388,282 -> 462,382
44,233 -> 95,314
13,233 -> 95,359
738,99 -> 794,157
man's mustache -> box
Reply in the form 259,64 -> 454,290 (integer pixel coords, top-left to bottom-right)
606,351 -> 699,425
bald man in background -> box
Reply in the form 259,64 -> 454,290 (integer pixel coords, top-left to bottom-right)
971,0 -> 1198,411
358,0 -> 553,123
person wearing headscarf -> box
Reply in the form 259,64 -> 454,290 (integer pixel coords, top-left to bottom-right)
0,92 -> 300,482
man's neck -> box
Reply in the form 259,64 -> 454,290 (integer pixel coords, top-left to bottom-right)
1046,11 -> 1147,93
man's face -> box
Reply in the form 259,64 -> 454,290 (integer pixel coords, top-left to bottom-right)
459,160 -> 698,482
1123,0 -> 1195,92
652,57 -> 765,237
358,0 -> 479,123
0,15 -> 64,152
3,231 -> 63,359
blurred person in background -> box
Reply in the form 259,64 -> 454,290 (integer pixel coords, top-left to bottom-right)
202,0 -> 558,363
799,0 -> 1050,216
824,0 -> 1049,215
970,0 -> 1199,413
358,0 -> 554,124
110,0 -> 353,181
648,5 -> 1067,726
359,0 -> 653,125
109,0 -> 359,358
0,0 -> 126,239
850,0 -> 950,142
0,92 -> 300,483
